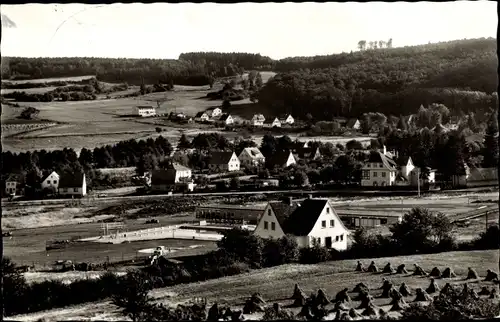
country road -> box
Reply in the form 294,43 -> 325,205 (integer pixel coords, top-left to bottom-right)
2,186 -> 497,208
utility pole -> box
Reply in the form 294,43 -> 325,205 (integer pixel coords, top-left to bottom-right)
417,168 -> 421,198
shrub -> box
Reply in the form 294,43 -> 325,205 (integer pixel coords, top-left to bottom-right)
217,228 -> 264,268
473,225 -> 499,250
112,270 -> 154,322
299,244 -> 330,264
263,235 -> 300,267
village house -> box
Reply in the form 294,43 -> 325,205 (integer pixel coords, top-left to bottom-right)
251,114 -> 266,127
219,114 -> 234,126
361,149 -> 398,187
254,197 -> 349,251
151,163 -> 194,192
238,147 -> 266,167
279,114 -> 295,125
40,171 -> 60,194
209,151 -> 241,172
346,118 -> 361,130
58,172 -> 87,197
4,174 -> 23,196
206,107 -> 222,118
270,118 -> 282,128
337,210 -> 403,228
267,150 -> 296,169
195,204 -> 267,225
133,105 -> 156,117
194,112 -> 210,122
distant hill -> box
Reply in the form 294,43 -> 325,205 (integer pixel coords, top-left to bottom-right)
1,38 -> 497,119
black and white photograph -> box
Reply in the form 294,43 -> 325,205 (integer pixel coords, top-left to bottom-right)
1,1 -> 499,320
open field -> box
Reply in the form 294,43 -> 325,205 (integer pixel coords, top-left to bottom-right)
9,249 -> 498,321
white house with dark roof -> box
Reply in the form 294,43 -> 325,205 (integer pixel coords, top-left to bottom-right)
41,171 -> 60,194
270,117 -> 281,128
254,197 -> 349,250
206,107 -> 222,118
58,172 -> 87,197
5,174 -> 23,196
209,151 -> 240,172
194,112 -> 210,122
346,118 -> 361,130
134,105 -> 156,117
361,149 -> 398,187
251,114 -> 266,127
219,114 -> 234,125
238,147 -> 265,167
279,114 -> 295,125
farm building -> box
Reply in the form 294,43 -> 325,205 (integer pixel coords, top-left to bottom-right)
251,114 -> 266,126
267,150 -> 296,168
206,107 -> 222,118
238,147 -> 265,167
254,197 -> 349,251
209,151 -> 240,172
194,112 -> 210,122
41,171 -> 60,194
195,204 -> 267,225
134,105 -> 156,117
337,211 -> 403,228
4,174 -> 24,196
279,114 -> 294,125
58,172 -> 87,197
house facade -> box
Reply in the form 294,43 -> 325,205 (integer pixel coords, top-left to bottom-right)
267,151 -> 296,169
279,114 -> 295,125
361,151 -> 397,187
209,151 -> 241,172
195,112 -> 210,122
58,173 -> 87,197
5,175 -> 22,196
238,147 -> 265,167
41,171 -> 60,194
270,118 -> 281,128
254,198 -> 349,251
346,118 -> 361,130
151,165 -> 194,192
251,114 -> 265,127
220,114 -> 234,125
134,106 -> 156,117
207,107 -> 222,117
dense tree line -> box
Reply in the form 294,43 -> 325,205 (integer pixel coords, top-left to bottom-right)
178,52 -> 274,71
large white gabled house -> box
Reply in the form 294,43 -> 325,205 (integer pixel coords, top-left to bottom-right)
209,151 -> 241,172
134,105 -> 156,117
41,171 -> 60,194
58,172 -> 87,197
194,112 -> 210,122
254,197 -> 349,251
206,107 -> 222,118
270,118 -> 282,128
219,114 -> 234,126
238,147 -> 265,167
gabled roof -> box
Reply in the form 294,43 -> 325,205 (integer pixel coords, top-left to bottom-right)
151,169 -> 176,185
267,150 -> 294,167
220,114 -> 232,121
367,152 -> 397,170
271,117 -> 281,123
209,151 -> 235,164
241,147 -> 265,160
346,118 -> 359,128
268,201 -> 299,229
137,105 -> 155,109
5,174 -> 23,182
252,114 -> 265,121
41,171 -> 59,183
59,172 -> 85,188
293,147 -> 320,159
396,156 -> 412,167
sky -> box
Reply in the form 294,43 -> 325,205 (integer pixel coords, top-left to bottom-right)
1,2 -> 497,60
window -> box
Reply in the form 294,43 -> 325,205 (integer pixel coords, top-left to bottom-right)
373,172 -> 378,177
326,208 -> 330,214
382,172 -> 386,178
362,171 -> 370,180
47,180 -> 51,184
268,209 -> 272,216
54,180 -> 57,184
340,234 -> 344,241
73,188 -> 78,192
264,221 -> 268,230
63,188 -> 68,192
367,164 -> 370,168
322,220 -> 326,228
335,236 -> 339,242
330,220 -> 335,227
271,222 -> 276,230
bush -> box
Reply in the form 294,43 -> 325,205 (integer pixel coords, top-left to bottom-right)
473,225 -> 499,250
299,244 -> 330,264
217,228 -> 264,268
263,235 -> 300,267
